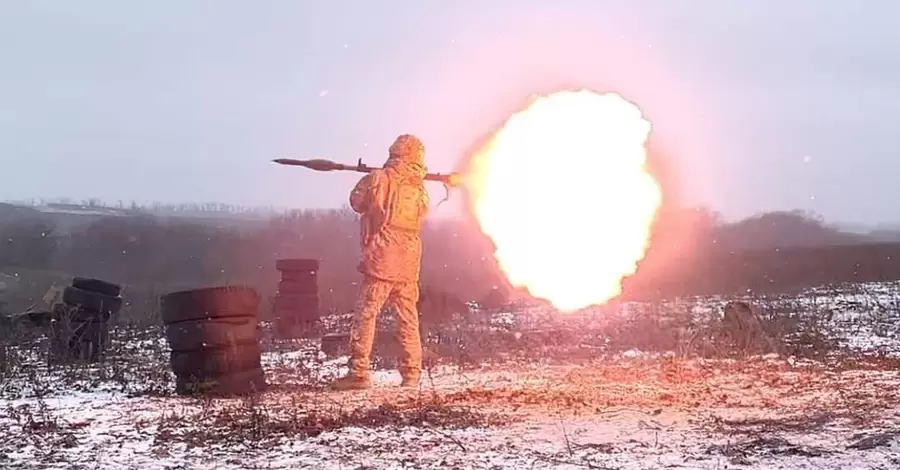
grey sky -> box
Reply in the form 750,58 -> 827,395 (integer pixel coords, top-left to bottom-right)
1,1 -> 897,224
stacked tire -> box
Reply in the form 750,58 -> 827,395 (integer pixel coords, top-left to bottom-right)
272,259 -> 320,339
50,277 -> 123,363
320,332 -> 349,357
161,286 -> 267,396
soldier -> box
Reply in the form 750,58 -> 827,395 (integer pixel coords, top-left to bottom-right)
331,134 -> 429,391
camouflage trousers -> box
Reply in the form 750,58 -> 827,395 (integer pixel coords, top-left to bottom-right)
347,276 -> 422,379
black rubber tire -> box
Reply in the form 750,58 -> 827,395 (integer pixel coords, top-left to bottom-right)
169,343 -> 262,377
58,303 -> 113,322
272,313 -> 319,326
52,303 -> 112,322
277,280 -> 318,296
272,318 -> 319,340
51,319 -> 109,342
272,294 -> 320,314
62,287 -> 122,315
175,367 -> 267,396
320,333 -> 349,357
275,258 -> 319,273
72,277 -> 121,297
272,309 -> 320,324
280,269 -> 318,283
160,286 -> 259,325
165,317 -> 259,352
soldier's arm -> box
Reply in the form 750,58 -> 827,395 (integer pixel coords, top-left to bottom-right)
419,188 -> 430,220
349,174 -> 374,214
367,171 -> 389,233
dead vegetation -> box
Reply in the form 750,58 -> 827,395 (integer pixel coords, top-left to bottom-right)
0,321 -> 173,399
151,393 -> 506,450
3,273 -> 900,467
3,282 -> 900,401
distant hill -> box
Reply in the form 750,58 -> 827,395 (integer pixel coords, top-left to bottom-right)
3,200 -> 894,247
832,222 -> 900,242
714,211 -> 870,251
0,203 -> 47,226
866,229 -> 900,242
0,202 -> 267,234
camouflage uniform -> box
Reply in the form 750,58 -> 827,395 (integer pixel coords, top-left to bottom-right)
331,134 -> 429,390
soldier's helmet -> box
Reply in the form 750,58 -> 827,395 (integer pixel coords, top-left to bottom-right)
389,134 -> 425,162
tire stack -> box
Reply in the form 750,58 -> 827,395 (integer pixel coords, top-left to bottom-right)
50,277 -> 123,363
272,259 -> 321,339
160,286 -> 267,396
320,332 -> 350,357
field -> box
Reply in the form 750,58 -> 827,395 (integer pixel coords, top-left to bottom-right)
3,282 -> 900,469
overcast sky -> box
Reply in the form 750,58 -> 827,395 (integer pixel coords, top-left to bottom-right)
1,1 -> 897,224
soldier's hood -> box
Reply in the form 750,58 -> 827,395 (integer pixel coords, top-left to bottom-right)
384,155 -> 426,182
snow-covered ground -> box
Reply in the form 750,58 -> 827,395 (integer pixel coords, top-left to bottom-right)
3,283 -> 900,469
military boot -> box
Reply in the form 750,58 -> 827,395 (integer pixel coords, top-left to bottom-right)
399,373 -> 420,388
329,374 -> 372,391
400,377 -> 419,388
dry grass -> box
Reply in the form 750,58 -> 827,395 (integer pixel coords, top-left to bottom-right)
2,282 -> 900,469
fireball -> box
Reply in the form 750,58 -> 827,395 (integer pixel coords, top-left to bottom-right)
465,90 -> 661,312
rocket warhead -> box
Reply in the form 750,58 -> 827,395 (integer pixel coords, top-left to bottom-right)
272,158 -> 345,171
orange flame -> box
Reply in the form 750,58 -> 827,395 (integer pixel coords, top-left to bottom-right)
465,90 -> 661,312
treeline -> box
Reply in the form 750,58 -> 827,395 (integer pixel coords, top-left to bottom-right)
0,206 -> 502,315
0,204 -> 896,316
7,199 -> 281,216
627,208 -> 900,298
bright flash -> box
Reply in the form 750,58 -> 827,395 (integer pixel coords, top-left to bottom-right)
466,90 -> 661,312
